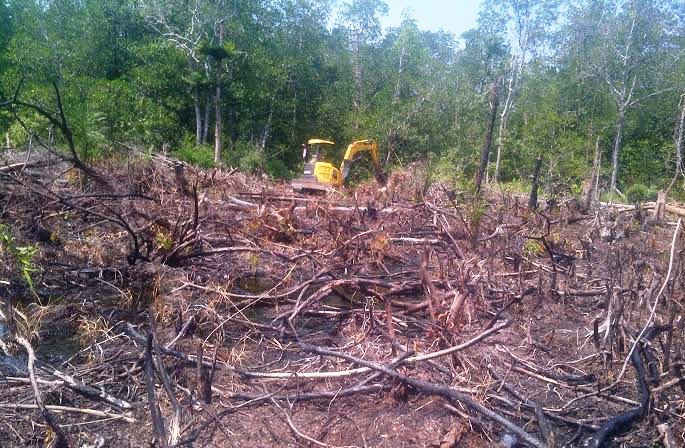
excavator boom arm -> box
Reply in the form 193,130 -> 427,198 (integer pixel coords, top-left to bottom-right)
340,139 -> 380,182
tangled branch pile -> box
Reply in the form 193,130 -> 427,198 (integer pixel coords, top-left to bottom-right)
1,150 -> 684,447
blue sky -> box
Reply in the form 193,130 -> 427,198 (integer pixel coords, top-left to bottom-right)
380,0 -> 481,37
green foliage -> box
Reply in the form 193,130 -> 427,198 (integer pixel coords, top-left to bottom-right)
264,157 -> 292,179
0,224 -> 40,294
523,239 -> 545,257
467,196 -> 487,248
499,179 -> 531,195
70,106 -> 107,163
625,183 -> 658,203
0,0 -> 683,195
600,191 -> 625,204
174,137 -> 215,168
226,139 -> 264,173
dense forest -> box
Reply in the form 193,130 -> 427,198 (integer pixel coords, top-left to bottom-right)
1,0 -> 684,196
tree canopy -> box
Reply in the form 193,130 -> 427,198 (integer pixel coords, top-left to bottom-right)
1,0 -> 684,195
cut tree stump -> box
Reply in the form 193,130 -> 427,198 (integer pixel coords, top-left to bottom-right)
653,191 -> 666,221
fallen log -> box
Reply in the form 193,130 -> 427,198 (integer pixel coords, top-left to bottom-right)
600,200 -> 685,218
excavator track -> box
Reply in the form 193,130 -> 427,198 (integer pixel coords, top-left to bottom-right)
291,178 -> 332,194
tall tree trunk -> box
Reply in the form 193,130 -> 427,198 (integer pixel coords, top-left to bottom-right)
583,134 -> 602,213
529,157 -> 543,210
475,79 -> 501,195
493,59 -> 522,183
213,24 -> 224,164
291,84 -> 298,143
386,45 -> 405,158
609,105 -> 626,192
193,86 -> 202,145
352,39 -> 362,130
261,96 -> 275,152
666,91 -> 685,194
202,99 -> 210,145
214,84 -> 222,164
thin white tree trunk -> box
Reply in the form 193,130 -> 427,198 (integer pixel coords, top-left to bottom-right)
386,45 -> 405,158
193,86 -> 202,145
202,99 -> 210,145
610,104 -> 626,192
666,91 -> 685,194
261,96 -> 275,152
214,24 -> 224,164
493,55 -> 522,183
214,85 -> 222,163
352,38 -> 362,130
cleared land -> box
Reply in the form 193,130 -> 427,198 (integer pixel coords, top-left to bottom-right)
1,151 -> 684,448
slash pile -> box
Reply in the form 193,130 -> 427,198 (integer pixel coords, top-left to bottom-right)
0,150 -> 684,447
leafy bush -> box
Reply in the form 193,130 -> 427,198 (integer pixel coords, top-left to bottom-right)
6,113 -> 48,149
0,224 -> 39,294
599,191 -> 625,204
499,179 -> 531,194
174,137 -> 215,168
238,149 -> 265,173
265,158 -> 291,179
625,183 -> 657,203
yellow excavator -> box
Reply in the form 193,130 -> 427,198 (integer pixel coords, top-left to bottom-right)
292,138 -> 387,193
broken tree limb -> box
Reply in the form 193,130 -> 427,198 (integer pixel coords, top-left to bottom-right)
0,403 -> 135,422
657,423 -> 677,448
600,199 -> 685,219
15,336 -> 69,448
586,344 -> 649,448
616,218 -> 681,385
300,342 -> 547,448
37,361 -> 132,410
150,317 -> 182,446
144,333 -> 168,448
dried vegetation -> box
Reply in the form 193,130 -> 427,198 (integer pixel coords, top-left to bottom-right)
0,150 -> 684,448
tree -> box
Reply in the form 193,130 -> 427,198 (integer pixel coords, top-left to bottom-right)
339,0 -> 388,130
486,0 -> 561,182
588,0 -> 678,191
143,0 -> 234,153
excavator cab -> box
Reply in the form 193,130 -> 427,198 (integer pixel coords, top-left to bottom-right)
300,139 -> 342,189
292,138 -> 386,193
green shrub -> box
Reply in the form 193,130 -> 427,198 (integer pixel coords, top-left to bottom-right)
0,224 -> 39,294
173,137 -> 215,168
599,191 -> 624,204
625,183 -> 657,203
499,179 -> 531,194
224,139 -> 265,173
265,158 -> 291,179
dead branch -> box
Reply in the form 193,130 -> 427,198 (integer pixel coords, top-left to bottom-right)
586,344 -> 649,448
144,333 -> 168,448
15,336 -> 69,448
300,342 -> 547,448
